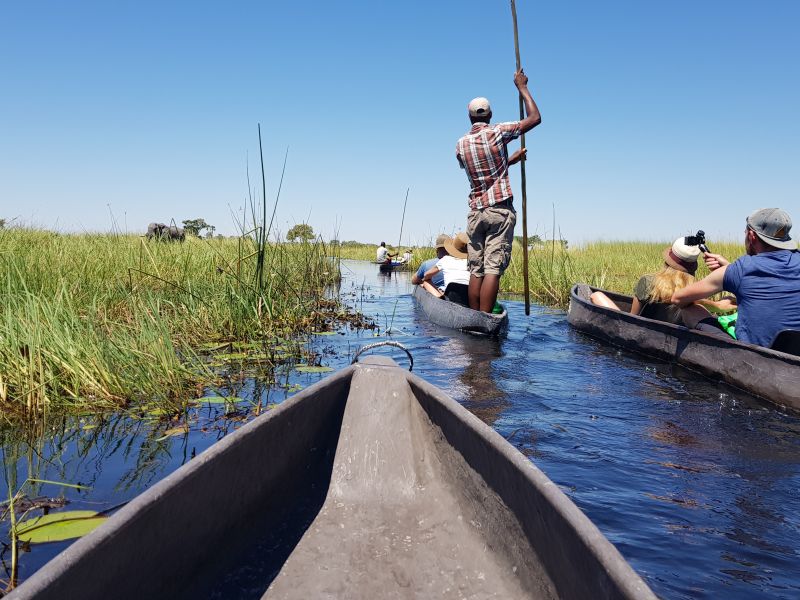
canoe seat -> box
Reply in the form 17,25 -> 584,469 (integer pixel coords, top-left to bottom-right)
770,329 -> 800,356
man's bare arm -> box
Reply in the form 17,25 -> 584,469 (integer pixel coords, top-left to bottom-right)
514,69 -> 541,134
423,266 -> 440,282
672,266 -> 727,307
508,148 -> 527,165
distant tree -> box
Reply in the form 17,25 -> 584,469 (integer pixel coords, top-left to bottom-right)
286,223 -> 315,242
0,219 -> 5,229
514,234 -> 543,245
182,218 -> 213,238
205,225 -> 216,239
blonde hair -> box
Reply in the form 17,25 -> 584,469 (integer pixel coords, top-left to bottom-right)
647,266 -> 694,303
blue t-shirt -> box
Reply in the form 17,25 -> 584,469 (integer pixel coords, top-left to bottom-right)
723,250 -> 800,347
416,258 -> 445,289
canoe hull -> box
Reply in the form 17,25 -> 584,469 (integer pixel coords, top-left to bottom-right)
413,285 -> 508,336
10,357 -> 654,600
567,283 -> 800,411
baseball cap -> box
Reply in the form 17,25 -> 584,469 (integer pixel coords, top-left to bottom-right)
468,97 -> 491,118
434,233 -> 451,249
663,237 -> 700,275
746,208 -> 796,250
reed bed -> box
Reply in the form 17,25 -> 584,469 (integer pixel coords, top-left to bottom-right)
0,228 -> 341,420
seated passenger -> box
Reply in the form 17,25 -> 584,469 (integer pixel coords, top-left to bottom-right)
590,237 -> 729,333
673,208 -> 800,347
411,235 -> 449,289
423,232 -> 470,306
376,242 -> 396,263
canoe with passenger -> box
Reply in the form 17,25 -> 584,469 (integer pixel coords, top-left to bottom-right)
413,284 -> 508,335
568,283 -> 800,411
8,355 -> 656,600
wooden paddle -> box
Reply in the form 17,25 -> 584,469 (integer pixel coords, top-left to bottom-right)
511,0 -> 531,316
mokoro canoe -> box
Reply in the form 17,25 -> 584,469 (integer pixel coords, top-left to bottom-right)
413,285 -> 508,336
10,356 -> 655,600
568,283 -> 800,411
376,260 -> 409,272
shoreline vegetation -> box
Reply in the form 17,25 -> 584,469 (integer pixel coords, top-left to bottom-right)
0,227 -> 346,424
0,233 -> 745,424
335,239 -> 746,307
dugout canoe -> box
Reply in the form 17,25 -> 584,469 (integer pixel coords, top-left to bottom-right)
377,260 -> 409,272
413,285 -> 508,336
567,283 -> 800,411
9,356 -> 655,600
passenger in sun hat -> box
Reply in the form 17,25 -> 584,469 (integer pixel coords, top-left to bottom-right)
422,232 -> 471,306
456,69 -> 542,313
411,234 -> 450,289
673,208 -> 800,348
589,237 -> 720,327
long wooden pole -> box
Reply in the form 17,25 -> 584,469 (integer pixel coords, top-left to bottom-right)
510,0 -> 531,316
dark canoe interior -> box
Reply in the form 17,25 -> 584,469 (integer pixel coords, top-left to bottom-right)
412,285 -> 508,336
11,357 -> 653,600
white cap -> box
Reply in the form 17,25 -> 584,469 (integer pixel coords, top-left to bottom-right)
468,97 -> 491,117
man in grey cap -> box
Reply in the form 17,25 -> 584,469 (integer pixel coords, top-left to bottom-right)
673,208 -> 800,347
456,69 -> 541,313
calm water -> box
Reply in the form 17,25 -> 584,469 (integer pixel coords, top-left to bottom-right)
3,260 -> 800,598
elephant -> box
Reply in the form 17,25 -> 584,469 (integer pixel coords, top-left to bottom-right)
146,223 -> 184,242
167,225 -> 186,242
146,222 -> 168,240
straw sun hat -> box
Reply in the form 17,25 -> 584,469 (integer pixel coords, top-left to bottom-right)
444,232 -> 469,259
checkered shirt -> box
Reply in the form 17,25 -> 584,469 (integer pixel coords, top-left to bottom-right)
456,121 -> 522,210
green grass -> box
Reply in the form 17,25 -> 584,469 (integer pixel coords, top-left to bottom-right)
0,228 -> 342,420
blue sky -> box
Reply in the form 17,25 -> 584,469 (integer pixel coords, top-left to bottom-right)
1,1 -> 798,246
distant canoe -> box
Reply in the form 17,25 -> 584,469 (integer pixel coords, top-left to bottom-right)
567,283 -> 800,411
413,285 -> 508,336
375,260 -> 409,272
10,356 -> 655,600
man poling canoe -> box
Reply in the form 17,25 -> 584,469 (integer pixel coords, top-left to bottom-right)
456,70 -> 541,314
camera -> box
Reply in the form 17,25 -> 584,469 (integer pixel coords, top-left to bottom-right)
684,230 -> 709,253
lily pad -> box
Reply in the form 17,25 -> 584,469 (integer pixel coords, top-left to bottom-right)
162,426 -> 188,438
16,510 -> 108,544
311,331 -> 337,336
295,365 -> 333,373
199,396 -> 245,404
216,352 -> 248,361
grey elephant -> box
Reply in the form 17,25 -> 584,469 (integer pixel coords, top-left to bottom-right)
146,222 -> 168,240
167,225 -> 186,242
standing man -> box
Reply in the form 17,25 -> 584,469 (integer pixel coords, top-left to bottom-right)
672,208 -> 800,347
456,70 -> 541,313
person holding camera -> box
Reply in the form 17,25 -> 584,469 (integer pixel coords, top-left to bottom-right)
672,208 -> 800,347
590,237 -> 725,330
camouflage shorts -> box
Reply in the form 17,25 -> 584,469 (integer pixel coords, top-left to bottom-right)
466,206 -> 516,277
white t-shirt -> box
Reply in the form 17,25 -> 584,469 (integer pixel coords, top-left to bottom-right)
376,247 -> 388,262
435,256 -> 469,289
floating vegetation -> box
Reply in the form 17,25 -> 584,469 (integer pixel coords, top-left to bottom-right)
15,510 -> 107,544
294,366 -> 333,374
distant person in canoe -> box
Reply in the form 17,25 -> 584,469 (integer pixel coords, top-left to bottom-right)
401,249 -> 413,264
590,237 -> 732,334
672,208 -> 800,347
456,69 -> 541,313
376,242 -> 395,263
422,232 -> 471,306
411,234 -> 449,289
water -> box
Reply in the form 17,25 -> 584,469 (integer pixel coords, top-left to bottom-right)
3,259 -> 800,598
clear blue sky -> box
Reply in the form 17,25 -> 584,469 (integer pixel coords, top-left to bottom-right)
2,1 -> 798,246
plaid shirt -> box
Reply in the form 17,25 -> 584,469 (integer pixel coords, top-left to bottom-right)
456,121 -> 521,210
